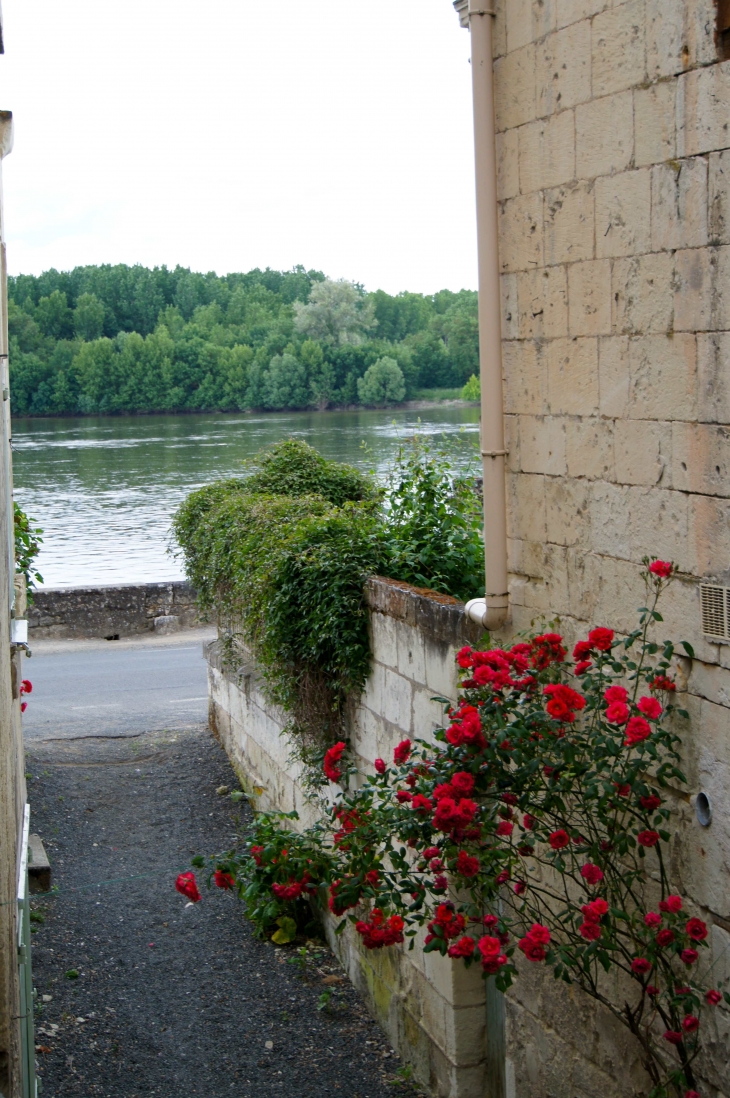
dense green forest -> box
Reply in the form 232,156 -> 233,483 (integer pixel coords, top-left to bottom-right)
7,264 -> 479,416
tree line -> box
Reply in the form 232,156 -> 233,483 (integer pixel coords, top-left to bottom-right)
7,264 -> 479,416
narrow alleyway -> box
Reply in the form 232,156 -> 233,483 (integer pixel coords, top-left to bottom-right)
23,642 -> 421,1098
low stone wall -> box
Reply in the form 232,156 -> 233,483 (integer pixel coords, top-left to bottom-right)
27,582 -> 202,640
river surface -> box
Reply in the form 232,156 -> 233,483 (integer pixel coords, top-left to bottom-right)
12,406 -> 480,587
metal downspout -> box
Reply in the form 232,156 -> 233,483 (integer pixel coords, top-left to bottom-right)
456,3 -> 509,633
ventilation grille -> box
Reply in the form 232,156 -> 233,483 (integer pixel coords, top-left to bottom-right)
700,583 -> 730,641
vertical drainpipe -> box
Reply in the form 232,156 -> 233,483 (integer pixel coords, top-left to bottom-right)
454,6 -> 508,1095
455,1 -> 509,633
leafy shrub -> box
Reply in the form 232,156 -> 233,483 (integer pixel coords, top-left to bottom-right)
357,356 -> 406,406
461,374 -> 480,401
173,442 -> 384,769
383,434 -> 483,601
14,503 -> 43,594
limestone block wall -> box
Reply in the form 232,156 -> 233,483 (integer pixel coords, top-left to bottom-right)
27,581 -> 201,640
207,577 -> 507,1098
489,1 -> 730,1094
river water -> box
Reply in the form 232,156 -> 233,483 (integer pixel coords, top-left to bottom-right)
12,406 -> 480,588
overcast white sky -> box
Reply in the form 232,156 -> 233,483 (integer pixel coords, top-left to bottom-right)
0,0 -> 477,296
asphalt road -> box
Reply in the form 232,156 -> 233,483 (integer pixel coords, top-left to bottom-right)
21,630 -> 216,740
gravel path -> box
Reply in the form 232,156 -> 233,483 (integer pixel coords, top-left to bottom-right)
25,726 -> 423,1098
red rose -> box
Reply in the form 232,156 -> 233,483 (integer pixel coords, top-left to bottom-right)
549,829 -> 570,850
451,771 -> 475,796
21,679 -> 32,694
579,922 -> 601,940
651,674 -> 676,692
518,937 -> 546,962
582,898 -> 608,922
604,685 -> 628,704
656,929 -> 675,947
455,851 -> 480,878
324,741 -> 346,783
580,863 -> 604,885
496,820 -> 514,838
477,934 -> 501,961
523,814 -> 536,830
393,739 -> 412,765
649,560 -> 672,578
682,1015 -> 699,1033
573,640 -> 593,661
588,627 -> 614,651
637,830 -> 660,847
448,936 -> 476,958
526,923 -> 550,945
374,758 -> 386,774
660,894 -> 683,913
423,846 -> 440,860
663,1031 -> 683,1045
685,1092 -> 701,1098
430,858 -> 443,871
644,912 -> 661,928
456,646 -> 474,669
637,696 -> 662,720
681,948 -> 699,965
646,985 -> 659,996
606,702 -> 630,724
685,917 -> 708,941
396,790 -> 413,803
175,871 -> 201,903
574,660 -> 592,675
640,794 -> 661,811
213,869 -> 235,890
513,880 -> 527,895
631,957 -> 652,975
411,794 -> 433,814
433,875 -> 448,891
706,989 -> 722,1006
365,869 -> 380,886
625,717 -> 652,747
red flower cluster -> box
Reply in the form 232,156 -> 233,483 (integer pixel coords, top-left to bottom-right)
445,705 -> 485,750
517,923 -> 551,962
425,903 -> 466,945
651,674 -> 676,693
580,863 -> 604,885
543,684 -> 586,723
433,795 -> 477,834
214,869 -> 235,890
530,633 -> 566,670
447,935 -> 476,958
355,909 -> 405,949
659,894 -> 682,913
324,741 -> 346,783
328,879 -> 359,916
393,739 -> 412,765
579,898 -> 607,941
604,684 -> 629,725
272,875 -> 310,901
477,935 -> 508,974
175,871 -> 201,903
454,850 -> 480,877
649,560 -> 673,578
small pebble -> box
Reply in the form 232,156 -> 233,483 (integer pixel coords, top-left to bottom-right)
265,1041 -> 274,1050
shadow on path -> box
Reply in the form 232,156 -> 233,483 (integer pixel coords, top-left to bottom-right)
25,726 -> 423,1098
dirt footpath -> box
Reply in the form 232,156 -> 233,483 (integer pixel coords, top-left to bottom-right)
25,726 -> 422,1098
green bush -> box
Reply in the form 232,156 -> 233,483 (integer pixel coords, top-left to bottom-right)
461,374 -> 480,401
14,503 -> 43,595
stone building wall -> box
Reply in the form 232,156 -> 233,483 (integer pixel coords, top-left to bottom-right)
487,1 -> 730,1094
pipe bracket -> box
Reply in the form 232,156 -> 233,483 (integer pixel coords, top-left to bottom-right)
480,449 -> 508,458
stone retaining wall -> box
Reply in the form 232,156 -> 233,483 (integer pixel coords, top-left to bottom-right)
27,582 -> 202,640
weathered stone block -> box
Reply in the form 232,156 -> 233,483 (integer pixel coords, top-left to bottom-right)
500,273 -> 519,339
689,493 -> 730,577
496,128 -> 520,201
565,417 -> 615,480
674,247 -> 714,332
494,44 -> 537,132
614,419 -> 671,487
370,610 -> 398,668
536,21 -> 591,117
518,109 -> 575,194
612,252 -> 674,335
503,339 -> 547,414
627,485 -> 691,572
505,0 -> 536,53
628,333 -> 698,421
634,81 -> 677,168
508,472 -> 548,542
568,258 -> 612,336
591,0 -> 646,99
576,90 -> 634,179
645,0 -> 685,80
698,332 -> 730,424
499,192 -> 544,272
672,422 -> 730,497
711,244 -> 730,330
595,168 -> 651,258
556,0 -> 607,31
546,336 -> 599,414
517,266 -> 568,339
709,150 -> 730,245
588,480 -> 632,559
519,415 -> 567,475
598,335 -> 630,417
677,61 -> 730,158
544,181 -> 595,265
685,0 -> 717,69
545,476 -> 592,548
651,158 -> 709,251
395,619 -> 426,684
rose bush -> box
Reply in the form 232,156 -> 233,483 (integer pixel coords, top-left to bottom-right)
181,560 -> 727,1098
